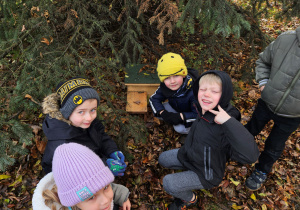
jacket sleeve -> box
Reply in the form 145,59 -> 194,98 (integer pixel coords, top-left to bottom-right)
181,94 -> 197,125
255,41 -> 275,87
95,121 -> 119,157
222,117 -> 259,164
227,105 -> 241,121
111,183 -> 130,206
149,86 -> 167,116
42,140 -> 66,174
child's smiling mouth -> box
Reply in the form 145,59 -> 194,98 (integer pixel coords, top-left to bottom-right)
202,99 -> 212,104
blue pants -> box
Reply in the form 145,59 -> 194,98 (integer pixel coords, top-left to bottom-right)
245,99 -> 300,173
158,149 -> 203,201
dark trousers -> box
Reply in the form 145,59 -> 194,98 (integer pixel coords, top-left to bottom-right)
245,99 -> 300,173
113,204 -> 120,210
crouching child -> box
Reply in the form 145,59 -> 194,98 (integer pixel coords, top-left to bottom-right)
158,70 -> 259,209
149,52 -> 198,134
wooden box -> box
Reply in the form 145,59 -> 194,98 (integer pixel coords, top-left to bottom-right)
125,64 -> 160,113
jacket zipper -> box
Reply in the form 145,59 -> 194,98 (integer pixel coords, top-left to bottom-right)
204,146 -> 213,180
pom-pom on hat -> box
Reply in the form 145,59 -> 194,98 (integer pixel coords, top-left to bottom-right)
56,77 -> 100,119
52,143 -> 114,207
157,52 -> 188,82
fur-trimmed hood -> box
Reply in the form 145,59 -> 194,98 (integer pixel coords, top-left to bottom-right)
32,172 -> 63,210
42,93 -> 70,124
42,93 -> 85,140
32,173 -> 115,210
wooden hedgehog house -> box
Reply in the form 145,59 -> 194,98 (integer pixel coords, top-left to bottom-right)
125,64 -> 160,114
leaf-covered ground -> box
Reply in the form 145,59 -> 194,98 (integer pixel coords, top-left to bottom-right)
1,7 -> 300,210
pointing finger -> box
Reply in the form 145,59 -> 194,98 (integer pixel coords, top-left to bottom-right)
209,109 -> 219,115
217,105 -> 224,111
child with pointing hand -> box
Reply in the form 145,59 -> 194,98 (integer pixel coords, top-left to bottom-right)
209,105 -> 231,124
158,70 -> 259,209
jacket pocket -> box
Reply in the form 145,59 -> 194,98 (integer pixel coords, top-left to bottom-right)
204,146 -> 213,180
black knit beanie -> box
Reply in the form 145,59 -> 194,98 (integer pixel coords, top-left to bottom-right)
56,77 -> 100,119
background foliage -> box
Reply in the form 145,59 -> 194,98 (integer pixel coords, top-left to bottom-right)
0,0 -> 299,209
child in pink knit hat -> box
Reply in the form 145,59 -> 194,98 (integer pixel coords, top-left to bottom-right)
32,143 -> 131,210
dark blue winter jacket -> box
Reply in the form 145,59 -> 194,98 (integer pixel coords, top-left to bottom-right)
149,68 -> 198,128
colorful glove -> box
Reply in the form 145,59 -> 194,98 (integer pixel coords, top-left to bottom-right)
106,158 -> 126,176
109,151 -> 125,165
161,110 -> 183,125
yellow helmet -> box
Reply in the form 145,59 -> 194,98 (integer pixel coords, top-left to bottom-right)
157,52 -> 187,82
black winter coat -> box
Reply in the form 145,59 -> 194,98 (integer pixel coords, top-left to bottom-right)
42,116 -> 118,174
177,70 -> 260,189
41,92 -> 119,174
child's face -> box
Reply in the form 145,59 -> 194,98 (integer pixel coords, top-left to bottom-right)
76,184 -> 113,210
163,75 -> 185,91
198,81 -> 222,114
69,99 -> 98,129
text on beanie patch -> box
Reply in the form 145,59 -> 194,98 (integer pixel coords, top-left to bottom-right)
76,187 -> 93,201
57,78 -> 91,102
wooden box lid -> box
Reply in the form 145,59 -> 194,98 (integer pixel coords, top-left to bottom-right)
125,64 -> 160,84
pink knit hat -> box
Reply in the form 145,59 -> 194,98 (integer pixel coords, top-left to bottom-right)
52,143 -> 114,207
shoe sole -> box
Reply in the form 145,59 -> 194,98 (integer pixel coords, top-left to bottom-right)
245,185 -> 263,191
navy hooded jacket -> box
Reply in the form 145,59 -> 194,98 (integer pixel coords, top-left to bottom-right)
149,68 -> 199,127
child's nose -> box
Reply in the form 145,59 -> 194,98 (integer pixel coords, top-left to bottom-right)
85,113 -> 92,121
204,90 -> 210,97
98,193 -> 110,205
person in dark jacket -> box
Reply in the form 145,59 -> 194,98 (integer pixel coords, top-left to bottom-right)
149,52 -> 198,134
245,27 -> 300,191
41,77 -> 126,176
158,70 -> 259,209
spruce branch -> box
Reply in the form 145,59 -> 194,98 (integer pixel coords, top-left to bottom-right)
47,25 -> 81,70
0,22 -> 43,59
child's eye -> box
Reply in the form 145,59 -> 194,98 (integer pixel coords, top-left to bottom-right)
78,111 -> 84,114
91,108 -> 96,113
88,195 -> 95,201
104,185 -> 109,190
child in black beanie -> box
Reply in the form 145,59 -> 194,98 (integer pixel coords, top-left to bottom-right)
41,77 -> 127,176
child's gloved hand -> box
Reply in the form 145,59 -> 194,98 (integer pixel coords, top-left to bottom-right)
106,158 -> 126,176
109,151 -> 125,165
161,111 -> 183,125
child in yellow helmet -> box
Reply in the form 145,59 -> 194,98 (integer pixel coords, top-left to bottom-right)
149,53 -> 199,134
